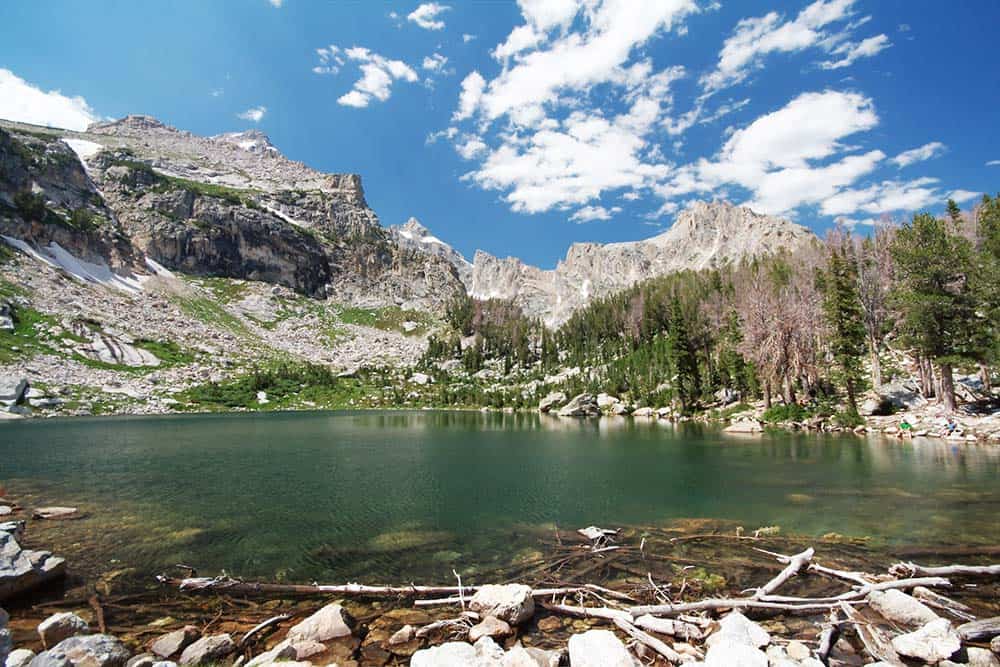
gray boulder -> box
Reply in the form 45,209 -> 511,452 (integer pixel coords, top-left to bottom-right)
538,392 -> 566,413
557,393 -> 599,417
0,303 -> 13,332
30,635 -> 130,667
723,419 -> 763,434
1,524 -> 67,602
868,589 -> 939,627
468,616 -> 511,643
285,603 -> 353,642
891,618 -> 961,664
704,639 -> 767,667
38,613 -> 89,649
177,635 -> 235,666
567,630 -> 639,667
0,378 -> 28,405
411,637 -> 506,667
469,584 -> 535,625
124,655 -> 155,667
150,627 -> 199,659
705,611 -> 770,649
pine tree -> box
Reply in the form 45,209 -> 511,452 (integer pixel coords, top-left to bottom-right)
666,297 -> 700,412
821,236 -> 867,413
972,194 -> 1000,389
890,211 -> 977,412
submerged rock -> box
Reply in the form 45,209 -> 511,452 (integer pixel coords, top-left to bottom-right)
470,584 -> 535,625
468,616 -> 512,643
567,630 -> 639,667
0,523 -> 67,602
38,613 -> 89,649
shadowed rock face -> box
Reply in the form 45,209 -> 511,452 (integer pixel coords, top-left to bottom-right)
469,201 -> 817,325
0,118 -> 465,312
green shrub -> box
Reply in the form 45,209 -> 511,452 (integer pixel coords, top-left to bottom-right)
761,403 -> 809,423
14,191 -> 48,221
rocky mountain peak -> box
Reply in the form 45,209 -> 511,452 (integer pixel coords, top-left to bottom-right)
211,130 -> 278,155
389,217 -> 472,287
88,114 -> 179,136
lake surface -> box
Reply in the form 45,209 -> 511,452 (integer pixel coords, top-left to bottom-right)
2,410 -> 999,586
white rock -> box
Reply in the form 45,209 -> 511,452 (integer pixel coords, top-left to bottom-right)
785,640 -> 810,660
178,634 -> 235,666
6,649 -> 35,667
468,616 -> 511,643
567,630 -> 640,667
704,639 -> 767,667
285,603 -> 353,642
891,618 -> 961,663
409,373 -> 432,385
410,642 -> 476,667
705,611 -> 770,649
724,420 -> 763,433
38,613 -> 89,649
867,589 -> 939,627
470,584 -> 535,625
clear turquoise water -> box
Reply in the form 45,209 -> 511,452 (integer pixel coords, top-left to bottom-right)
1,410 -> 998,584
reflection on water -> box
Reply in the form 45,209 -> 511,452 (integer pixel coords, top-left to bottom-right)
1,410 -> 998,585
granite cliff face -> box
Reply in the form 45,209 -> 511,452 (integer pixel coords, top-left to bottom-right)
469,201 -> 817,325
389,217 -> 473,288
0,116 -> 464,311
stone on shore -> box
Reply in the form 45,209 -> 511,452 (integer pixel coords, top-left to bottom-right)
631,407 -> 654,417
7,650 -> 35,667
993,634 -> 1000,653
724,419 -> 763,434
891,618 -> 961,664
0,378 -> 28,405
150,627 -> 199,659
468,616 -> 511,643
177,634 -> 235,666
30,635 -> 130,667
704,639 -> 767,667
469,584 -> 535,625
567,630 -> 639,667
705,611 -> 770,649
941,647 -> 1000,667
556,393 -> 599,417
868,589 -> 939,627
538,392 -> 566,413
125,654 -> 155,667
38,614 -> 89,649
388,625 -> 415,646
286,603 -> 353,642
1,523 -> 67,602
410,636 -> 506,667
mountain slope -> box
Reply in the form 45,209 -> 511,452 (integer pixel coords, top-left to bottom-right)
389,217 -> 472,287
470,201 -> 817,325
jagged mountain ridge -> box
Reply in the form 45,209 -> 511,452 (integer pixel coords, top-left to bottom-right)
467,201 -> 817,325
389,217 -> 473,287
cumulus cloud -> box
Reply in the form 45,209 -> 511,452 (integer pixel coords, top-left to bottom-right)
408,3 -> 450,30
820,177 -> 941,216
0,69 -> 97,131
237,106 -> 267,122
268,0 -> 282,7
462,33 -> 477,43
891,141 -> 945,168
313,45 -> 418,108
453,71 -> 486,121
986,160 -> 1000,167
570,205 -> 622,222
702,0 -> 888,93
422,53 -> 449,72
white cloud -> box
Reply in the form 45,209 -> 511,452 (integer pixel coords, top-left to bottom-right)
702,0 -> 888,93
820,34 -> 891,69
408,3 -> 450,30
462,33 -> 477,43
0,69 -> 97,131
422,53 -> 449,72
891,141 -> 945,168
820,177 -> 942,216
948,189 -> 980,203
570,205 -> 622,222
453,71 -> 486,121
210,88 -> 224,97
237,106 -> 267,123
455,136 -> 488,160
314,45 -> 418,108
268,0 -> 282,7
986,160 -> 1000,167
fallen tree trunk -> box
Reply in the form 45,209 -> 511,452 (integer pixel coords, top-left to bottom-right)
889,561 -> 1000,578
752,547 -> 814,598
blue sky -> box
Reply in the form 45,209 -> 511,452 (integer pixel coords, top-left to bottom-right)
1,0 -> 998,267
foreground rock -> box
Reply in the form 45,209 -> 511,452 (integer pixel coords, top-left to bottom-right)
30,635 -> 130,667
0,378 -> 27,406
149,627 -> 199,659
469,584 -> 535,625
867,589 -> 939,627
286,603 -> 353,642
891,618 -> 961,663
538,392 -> 566,413
0,522 -> 67,602
7,649 -> 35,667
468,616 -> 511,643
567,630 -> 639,667
723,419 -> 763,434
177,634 -> 234,666
38,613 -> 89,649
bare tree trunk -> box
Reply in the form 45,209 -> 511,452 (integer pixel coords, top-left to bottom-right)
980,363 -> 992,392
764,380 -> 772,409
918,356 -> 935,398
938,363 -> 957,413
869,344 -> 882,391
782,375 -> 796,405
